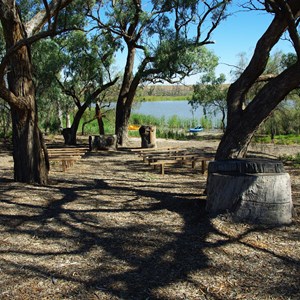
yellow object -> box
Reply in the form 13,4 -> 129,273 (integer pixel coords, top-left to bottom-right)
128,125 -> 140,131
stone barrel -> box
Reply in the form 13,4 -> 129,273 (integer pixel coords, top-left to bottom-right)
206,158 -> 293,225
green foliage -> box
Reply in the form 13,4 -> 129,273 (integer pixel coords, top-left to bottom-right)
130,113 -> 164,127
33,39 -> 66,90
32,21 -> 119,134
190,71 -> 227,130
281,53 -> 297,68
253,134 -> 300,145
32,39 -> 73,132
17,0 -> 42,22
128,112 -> 216,140
167,115 -> 181,128
0,100 -> 11,138
200,117 -> 213,130
43,117 -> 61,134
56,0 -> 94,30
192,72 -> 227,109
60,31 -> 116,93
78,108 -> 116,135
156,129 -> 187,140
232,51 -> 298,100
257,100 -> 300,137
279,152 -> 300,167
153,42 -> 219,82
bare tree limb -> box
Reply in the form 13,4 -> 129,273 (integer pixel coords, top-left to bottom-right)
25,0 -> 74,36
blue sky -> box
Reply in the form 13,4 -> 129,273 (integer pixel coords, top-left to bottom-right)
111,2 -> 295,86
183,5 -> 295,84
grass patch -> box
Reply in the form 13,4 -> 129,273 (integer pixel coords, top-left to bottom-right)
279,152 -> 300,167
254,134 -> 300,145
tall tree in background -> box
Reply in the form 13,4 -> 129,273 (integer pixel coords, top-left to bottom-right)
91,0 -> 231,145
190,72 -> 228,131
0,0 -> 74,184
216,0 -> 300,159
32,39 -> 71,133
53,31 -> 119,145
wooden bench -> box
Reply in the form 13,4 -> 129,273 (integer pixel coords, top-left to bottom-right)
149,156 -> 213,175
145,153 -> 197,165
48,155 -> 82,171
139,149 -> 188,162
47,147 -> 89,171
131,146 -> 184,153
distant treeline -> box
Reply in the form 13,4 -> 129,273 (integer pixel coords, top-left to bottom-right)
139,85 -> 194,97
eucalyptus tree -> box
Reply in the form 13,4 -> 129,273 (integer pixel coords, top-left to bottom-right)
0,0 -> 76,184
229,50 -> 300,139
216,0 -> 300,159
32,39 -> 71,133
190,72 -> 228,131
53,30 -> 119,145
90,0 -> 231,145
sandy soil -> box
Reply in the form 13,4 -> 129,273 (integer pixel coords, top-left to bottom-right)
0,136 -> 299,300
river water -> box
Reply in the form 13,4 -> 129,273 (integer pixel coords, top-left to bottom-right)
132,100 -> 221,125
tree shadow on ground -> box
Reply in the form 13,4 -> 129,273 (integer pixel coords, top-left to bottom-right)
0,171 -> 220,299
0,149 -> 299,299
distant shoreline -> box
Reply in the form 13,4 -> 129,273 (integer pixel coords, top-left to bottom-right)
135,96 -> 192,102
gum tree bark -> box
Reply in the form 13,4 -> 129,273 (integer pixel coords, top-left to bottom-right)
0,0 -> 73,184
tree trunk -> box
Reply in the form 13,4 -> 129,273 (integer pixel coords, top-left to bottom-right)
62,79 -> 118,145
66,112 -> 71,128
64,102 -> 89,145
115,102 -> 131,146
11,106 -> 49,184
115,45 -> 136,146
216,62 -> 300,159
2,9 -> 48,184
216,3 -> 300,159
215,122 -> 254,160
96,103 -> 105,135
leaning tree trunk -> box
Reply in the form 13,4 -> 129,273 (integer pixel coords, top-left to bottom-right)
3,12 -> 49,184
64,102 -> 89,145
216,63 -> 300,160
96,103 -> 105,135
215,6 -> 300,160
215,122 -> 255,160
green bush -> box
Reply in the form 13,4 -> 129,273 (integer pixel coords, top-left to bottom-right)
280,152 -> 300,167
253,134 -> 300,145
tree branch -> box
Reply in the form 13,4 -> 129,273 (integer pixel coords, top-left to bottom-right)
25,0 -> 74,36
0,27 -> 78,79
90,76 -> 119,101
55,77 -> 82,108
227,0 -> 300,125
277,0 -> 300,58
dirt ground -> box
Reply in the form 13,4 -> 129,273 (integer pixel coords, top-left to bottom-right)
0,136 -> 299,300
